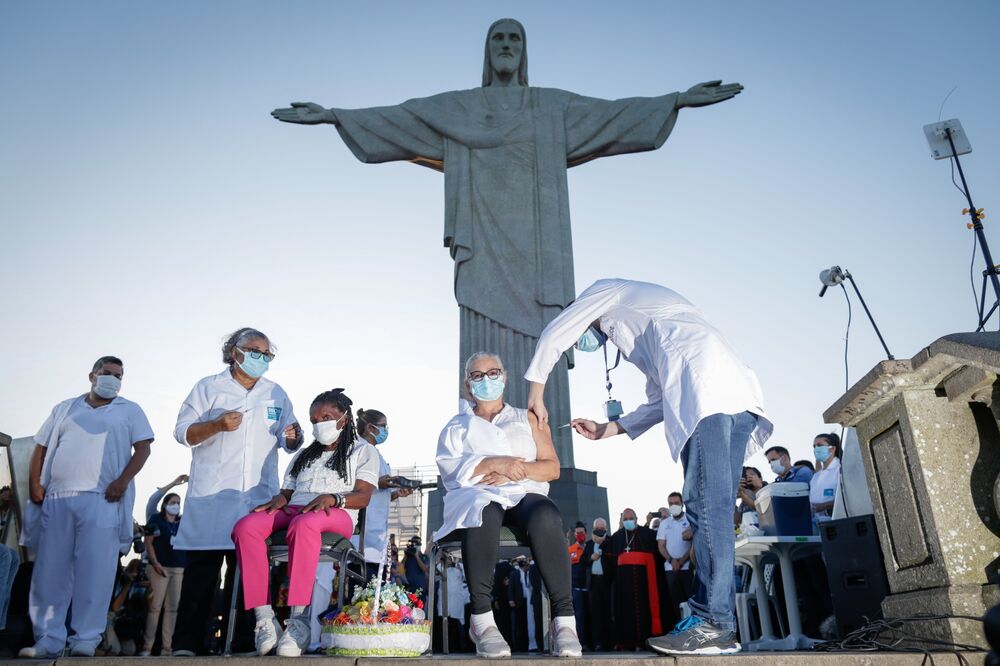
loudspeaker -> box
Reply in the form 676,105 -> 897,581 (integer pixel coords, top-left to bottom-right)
819,514 -> 889,637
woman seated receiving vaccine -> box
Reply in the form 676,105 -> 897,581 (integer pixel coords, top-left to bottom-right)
232,389 -> 378,657
435,352 -> 582,659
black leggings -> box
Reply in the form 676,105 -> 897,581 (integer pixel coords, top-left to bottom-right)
460,493 -> 573,617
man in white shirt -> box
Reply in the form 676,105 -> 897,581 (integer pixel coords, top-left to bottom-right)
525,278 -> 772,655
20,356 -> 154,658
657,492 -> 694,623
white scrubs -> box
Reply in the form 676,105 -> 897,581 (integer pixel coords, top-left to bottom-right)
24,395 -> 154,654
525,278 -> 772,460
173,369 -> 298,551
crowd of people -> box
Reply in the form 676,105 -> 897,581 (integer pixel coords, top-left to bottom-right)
8,277 -> 821,657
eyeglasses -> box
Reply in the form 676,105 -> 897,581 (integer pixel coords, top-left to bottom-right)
239,347 -> 274,362
468,368 -> 503,382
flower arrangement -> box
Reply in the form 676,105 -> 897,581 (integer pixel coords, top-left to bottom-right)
320,544 -> 431,657
326,580 -> 426,626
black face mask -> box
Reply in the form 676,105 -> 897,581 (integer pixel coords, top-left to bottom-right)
593,529 -> 607,537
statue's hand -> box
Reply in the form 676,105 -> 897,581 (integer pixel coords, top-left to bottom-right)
678,80 -> 743,109
271,102 -> 336,125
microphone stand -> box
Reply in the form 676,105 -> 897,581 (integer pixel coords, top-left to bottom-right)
842,270 -> 894,360
946,127 -> 1000,331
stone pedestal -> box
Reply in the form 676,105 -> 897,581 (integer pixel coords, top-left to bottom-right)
824,333 -> 1000,649
425,468 -> 608,543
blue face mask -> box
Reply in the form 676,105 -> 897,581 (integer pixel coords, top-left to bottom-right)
814,445 -> 832,463
237,348 -> 270,378
471,375 -> 505,401
622,519 -> 637,531
373,425 -> 389,445
576,326 -> 605,353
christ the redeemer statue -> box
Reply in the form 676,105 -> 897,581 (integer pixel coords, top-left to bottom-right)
272,18 -> 742,466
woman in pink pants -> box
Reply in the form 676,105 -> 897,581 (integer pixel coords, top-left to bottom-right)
232,388 -> 379,656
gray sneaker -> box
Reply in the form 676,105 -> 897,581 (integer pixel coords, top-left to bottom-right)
469,625 -> 512,659
550,623 -> 583,658
646,616 -> 740,655
276,617 -> 311,657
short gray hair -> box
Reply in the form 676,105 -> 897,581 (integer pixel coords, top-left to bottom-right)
222,327 -> 274,365
464,351 -> 505,378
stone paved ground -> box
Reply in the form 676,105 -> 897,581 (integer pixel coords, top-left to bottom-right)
1,652 -> 979,665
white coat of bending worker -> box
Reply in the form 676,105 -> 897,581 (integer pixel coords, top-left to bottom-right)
524,278 -> 772,656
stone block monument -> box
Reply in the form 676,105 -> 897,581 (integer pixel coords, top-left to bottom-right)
824,332 -> 1000,648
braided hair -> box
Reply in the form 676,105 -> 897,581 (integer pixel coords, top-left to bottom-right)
289,388 -> 357,482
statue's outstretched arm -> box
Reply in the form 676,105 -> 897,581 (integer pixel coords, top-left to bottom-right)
271,102 -> 338,125
676,81 -> 743,109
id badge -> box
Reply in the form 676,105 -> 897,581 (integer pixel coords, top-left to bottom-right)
604,399 -> 624,421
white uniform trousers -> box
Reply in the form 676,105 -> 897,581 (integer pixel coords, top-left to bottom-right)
29,492 -> 120,653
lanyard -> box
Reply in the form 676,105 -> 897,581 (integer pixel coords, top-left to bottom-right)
603,343 -> 622,400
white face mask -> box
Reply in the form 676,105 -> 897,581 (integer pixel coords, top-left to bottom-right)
93,375 -> 121,399
668,504 -> 683,518
312,418 -> 344,445
769,459 -> 787,475
165,503 -> 181,516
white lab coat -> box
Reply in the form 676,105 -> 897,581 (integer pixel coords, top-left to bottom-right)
525,278 -> 772,460
172,369 -> 298,550
356,448 -> 392,563
434,402 -> 544,542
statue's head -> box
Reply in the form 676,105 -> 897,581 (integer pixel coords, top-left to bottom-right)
482,18 -> 528,87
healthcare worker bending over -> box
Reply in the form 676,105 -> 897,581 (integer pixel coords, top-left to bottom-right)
233,388 -> 377,657
524,278 -> 772,656
435,352 -> 582,659
171,327 -> 303,657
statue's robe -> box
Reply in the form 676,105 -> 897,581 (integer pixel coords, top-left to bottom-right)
333,87 -> 679,463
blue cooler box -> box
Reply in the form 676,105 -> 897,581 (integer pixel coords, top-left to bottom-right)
755,482 -> 812,536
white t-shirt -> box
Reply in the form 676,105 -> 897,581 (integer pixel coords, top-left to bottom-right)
282,441 -> 380,523
656,514 -> 692,571
36,395 -> 154,494
809,457 -> 841,523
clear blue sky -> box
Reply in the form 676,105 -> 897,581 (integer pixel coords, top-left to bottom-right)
2,1 -> 999,523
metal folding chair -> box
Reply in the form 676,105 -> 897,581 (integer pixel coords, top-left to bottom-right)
223,509 -> 366,655
426,526 -> 550,655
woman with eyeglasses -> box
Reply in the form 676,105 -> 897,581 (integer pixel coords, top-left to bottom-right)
354,408 -> 414,582
435,352 -> 582,659
232,388 -> 378,657
170,327 -> 304,657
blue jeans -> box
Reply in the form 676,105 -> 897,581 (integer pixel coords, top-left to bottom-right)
680,411 -> 757,632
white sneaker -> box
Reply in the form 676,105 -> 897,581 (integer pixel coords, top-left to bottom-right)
550,623 -> 583,658
172,648 -> 196,657
254,615 -> 283,655
70,643 -> 97,657
18,644 -> 59,658
137,650 -> 152,657
275,617 -> 310,657
470,624 -> 511,659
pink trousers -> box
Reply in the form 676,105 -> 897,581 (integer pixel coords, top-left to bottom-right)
231,505 -> 354,609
